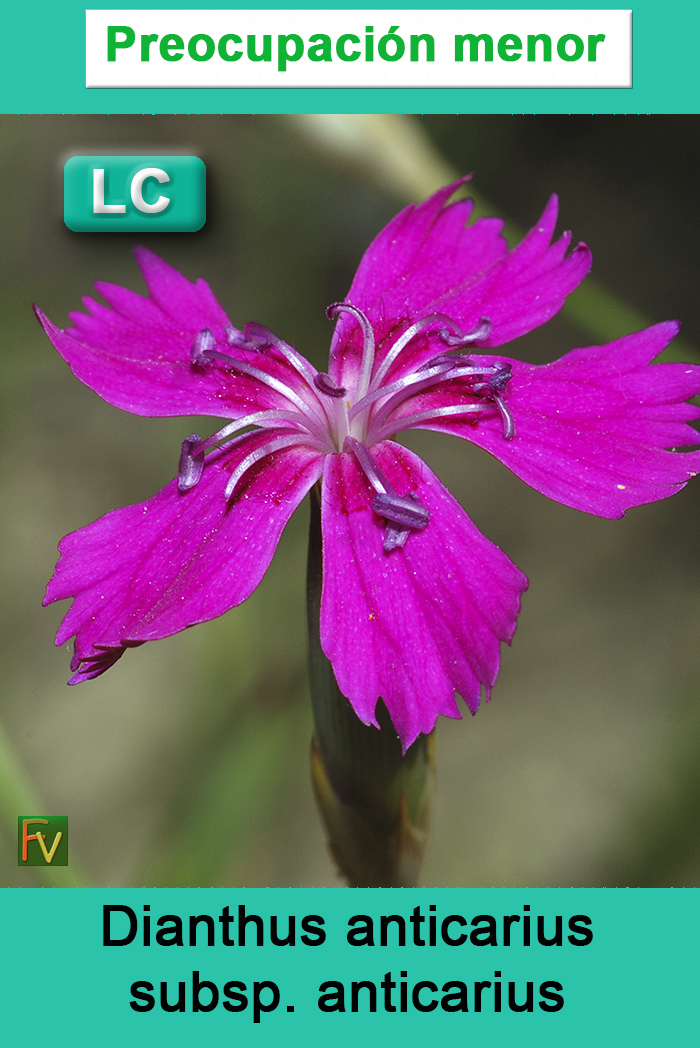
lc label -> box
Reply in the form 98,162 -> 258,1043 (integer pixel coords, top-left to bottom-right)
64,155 -> 206,231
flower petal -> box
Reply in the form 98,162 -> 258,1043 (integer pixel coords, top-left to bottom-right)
320,442 -> 527,750
405,322 -> 700,518
35,249 -> 309,419
45,433 -> 323,683
329,180 -> 591,389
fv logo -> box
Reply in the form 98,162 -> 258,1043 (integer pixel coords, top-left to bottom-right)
18,816 -> 68,866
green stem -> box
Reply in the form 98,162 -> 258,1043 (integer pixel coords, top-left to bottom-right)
306,484 -> 433,887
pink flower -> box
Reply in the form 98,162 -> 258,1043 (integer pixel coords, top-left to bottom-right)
37,180 -> 700,748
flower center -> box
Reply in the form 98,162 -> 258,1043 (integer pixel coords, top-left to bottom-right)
178,306 -> 515,551
323,302 -> 514,448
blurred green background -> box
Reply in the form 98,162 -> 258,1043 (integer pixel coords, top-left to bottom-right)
1,114 -> 700,888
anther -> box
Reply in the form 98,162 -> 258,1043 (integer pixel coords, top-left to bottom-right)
383,524 -> 411,552
439,316 -> 492,349
419,354 -> 479,373
470,365 -> 516,439
490,364 -> 512,391
472,363 -> 512,394
190,327 -> 216,366
242,322 -> 280,350
372,490 -> 430,531
344,437 -> 430,552
242,322 -> 321,388
416,354 -> 515,441
178,433 -> 205,491
374,491 -> 429,553
492,394 -> 516,440
314,372 -> 347,398
327,302 -> 376,399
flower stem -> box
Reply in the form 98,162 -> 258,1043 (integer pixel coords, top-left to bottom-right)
306,485 -> 434,887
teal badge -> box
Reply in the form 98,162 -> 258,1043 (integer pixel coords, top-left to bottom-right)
64,155 -> 206,232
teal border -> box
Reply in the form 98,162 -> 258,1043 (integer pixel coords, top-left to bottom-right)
3,3 -> 698,1043
3,1 -> 699,113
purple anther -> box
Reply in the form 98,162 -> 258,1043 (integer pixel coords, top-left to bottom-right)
224,324 -> 251,349
374,491 -> 430,553
471,363 -> 512,394
372,490 -> 430,531
326,302 -> 375,356
375,490 -> 429,557
493,394 -> 516,441
487,364 -> 512,392
314,372 -> 347,399
468,363 -> 515,440
382,523 -> 411,552
467,316 -> 493,342
178,433 -> 205,491
420,351 -> 507,377
326,301 -> 376,398
190,327 -> 216,366
419,353 -> 478,373
345,437 -> 430,552
440,316 -> 492,349
243,321 -> 276,349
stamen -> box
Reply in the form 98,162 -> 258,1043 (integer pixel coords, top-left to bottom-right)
375,491 -> 429,553
344,437 -> 389,493
382,524 -> 411,552
380,496 -> 430,551
178,433 -> 205,491
178,409 -> 330,492
225,432 -> 319,500
492,393 -> 516,440
225,324 -> 248,347
357,358 -> 479,437
224,321 -> 320,393
372,490 -> 430,531
418,355 -> 505,378
189,326 -> 333,441
371,313 -> 463,390
367,354 -> 516,445
222,357 -> 330,436
314,372 -> 347,398
344,437 -> 429,552
371,314 -> 493,391
471,365 -> 516,439
239,323 -> 341,439
190,327 -> 216,365
243,321 -> 319,387
327,301 -> 376,400
420,355 -> 476,373
370,402 -> 487,443
472,363 -> 512,393
195,409 -> 316,453
196,350 -> 330,441
349,358 -> 456,423
439,316 -> 492,349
